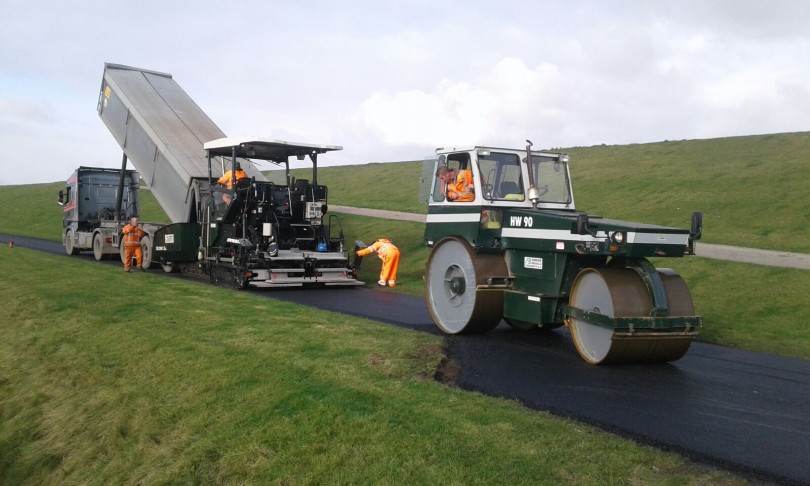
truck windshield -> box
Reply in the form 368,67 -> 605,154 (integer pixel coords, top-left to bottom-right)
478,152 -> 524,201
530,156 -> 572,204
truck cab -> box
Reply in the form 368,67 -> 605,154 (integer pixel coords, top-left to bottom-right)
57,166 -> 140,257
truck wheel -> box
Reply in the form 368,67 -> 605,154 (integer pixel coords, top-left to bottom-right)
425,237 -> 506,334
140,235 -> 153,270
567,267 -> 695,364
92,233 -> 106,261
64,229 -> 79,255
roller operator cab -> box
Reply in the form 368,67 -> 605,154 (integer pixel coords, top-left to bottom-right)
422,141 -> 703,365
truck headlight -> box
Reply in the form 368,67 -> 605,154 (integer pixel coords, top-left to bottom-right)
611,231 -> 624,243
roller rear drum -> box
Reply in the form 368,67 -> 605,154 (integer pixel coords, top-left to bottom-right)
425,238 -> 506,334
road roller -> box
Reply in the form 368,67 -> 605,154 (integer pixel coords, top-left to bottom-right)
421,141 -> 703,364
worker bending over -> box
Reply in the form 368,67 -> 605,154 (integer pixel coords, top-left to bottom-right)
356,238 -> 400,287
122,217 -> 147,272
436,166 -> 475,201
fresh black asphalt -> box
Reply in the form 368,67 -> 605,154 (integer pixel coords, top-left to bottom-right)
3,234 -> 808,485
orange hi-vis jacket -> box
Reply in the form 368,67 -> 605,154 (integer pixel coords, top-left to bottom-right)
356,238 -> 400,286
122,223 -> 147,247
445,169 -> 474,201
218,169 -> 249,188
356,238 -> 398,259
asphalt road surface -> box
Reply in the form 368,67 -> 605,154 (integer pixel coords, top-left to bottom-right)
3,233 -> 809,485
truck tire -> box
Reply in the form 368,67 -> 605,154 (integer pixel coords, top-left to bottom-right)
64,229 -> 79,255
92,233 -> 107,261
140,235 -> 153,270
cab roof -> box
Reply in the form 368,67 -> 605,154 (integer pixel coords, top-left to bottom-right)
204,137 -> 342,162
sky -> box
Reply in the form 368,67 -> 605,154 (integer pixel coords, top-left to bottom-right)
2,0 -> 809,186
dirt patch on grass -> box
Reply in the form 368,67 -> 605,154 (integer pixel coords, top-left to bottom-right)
434,341 -> 460,385
367,342 -> 450,381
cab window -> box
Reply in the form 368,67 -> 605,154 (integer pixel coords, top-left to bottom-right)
477,152 -> 524,201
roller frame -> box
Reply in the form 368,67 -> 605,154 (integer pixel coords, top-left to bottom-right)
561,305 -> 701,334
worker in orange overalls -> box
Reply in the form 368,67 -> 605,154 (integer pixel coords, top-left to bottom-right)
217,161 -> 250,204
436,166 -> 475,201
122,216 -> 147,272
356,238 -> 400,287
217,161 -> 249,189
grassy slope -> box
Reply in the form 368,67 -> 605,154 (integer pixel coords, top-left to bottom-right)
567,132 -> 810,253
0,247 -> 746,484
294,131 -> 810,253
7,131 -> 809,252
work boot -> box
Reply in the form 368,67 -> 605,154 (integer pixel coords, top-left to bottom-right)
388,281 -> 396,287
377,280 -> 387,287
140,267 -> 145,272
125,268 -> 130,272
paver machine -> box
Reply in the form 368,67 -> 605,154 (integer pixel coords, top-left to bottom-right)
422,141 -> 703,364
151,137 -> 363,288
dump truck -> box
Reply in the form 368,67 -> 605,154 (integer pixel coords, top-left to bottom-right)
422,141 -> 703,364
58,63 -> 361,288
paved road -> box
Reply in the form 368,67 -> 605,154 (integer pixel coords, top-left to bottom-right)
330,205 -> 810,270
3,233 -> 809,485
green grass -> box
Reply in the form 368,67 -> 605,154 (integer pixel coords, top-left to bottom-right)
653,257 -> 810,358
275,160 -> 428,214
0,182 -> 67,241
567,132 -> 810,253
285,132 -> 810,253
333,214 -> 429,296
7,131 -> 810,252
0,246 -> 747,484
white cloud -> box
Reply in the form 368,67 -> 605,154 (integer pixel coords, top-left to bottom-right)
355,57 -> 569,149
2,1 -> 810,184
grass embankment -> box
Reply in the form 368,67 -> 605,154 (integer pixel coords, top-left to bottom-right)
0,246 -> 746,484
11,131 -> 810,252
291,131 -> 810,253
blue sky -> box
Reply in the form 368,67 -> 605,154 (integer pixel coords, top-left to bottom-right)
2,0 -> 809,185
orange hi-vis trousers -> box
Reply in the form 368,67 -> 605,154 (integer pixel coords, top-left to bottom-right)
357,239 -> 400,287
123,244 -> 143,270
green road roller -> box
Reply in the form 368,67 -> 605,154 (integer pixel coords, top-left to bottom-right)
422,141 -> 703,365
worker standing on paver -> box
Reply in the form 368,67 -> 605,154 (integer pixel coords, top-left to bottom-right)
121,217 -> 147,272
216,161 -> 250,204
217,161 -> 249,189
356,238 -> 400,287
